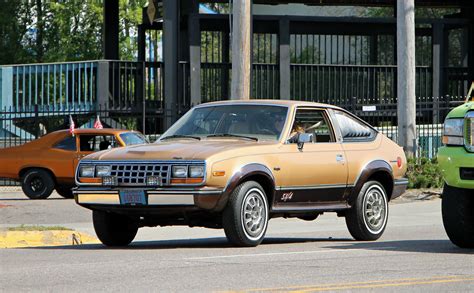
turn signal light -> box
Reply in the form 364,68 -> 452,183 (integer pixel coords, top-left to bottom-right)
170,178 -> 204,184
212,171 -> 226,177
397,157 -> 402,168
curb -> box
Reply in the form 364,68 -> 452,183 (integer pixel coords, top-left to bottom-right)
0,230 -> 100,248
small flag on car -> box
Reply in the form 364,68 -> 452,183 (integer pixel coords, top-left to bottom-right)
94,115 -> 103,129
69,115 -> 75,136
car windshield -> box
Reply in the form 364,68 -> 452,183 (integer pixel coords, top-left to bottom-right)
160,105 -> 288,141
120,132 -> 148,145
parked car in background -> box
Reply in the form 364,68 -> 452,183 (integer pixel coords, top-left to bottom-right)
74,100 -> 408,247
438,82 -> 474,248
0,129 -> 147,199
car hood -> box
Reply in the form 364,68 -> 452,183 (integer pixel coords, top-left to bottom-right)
83,139 -> 278,161
446,101 -> 474,119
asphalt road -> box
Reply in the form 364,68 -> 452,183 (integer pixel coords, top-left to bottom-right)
1,190 -> 473,292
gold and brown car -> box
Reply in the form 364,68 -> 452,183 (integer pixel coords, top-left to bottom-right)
74,100 -> 408,247
0,129 -> 147,199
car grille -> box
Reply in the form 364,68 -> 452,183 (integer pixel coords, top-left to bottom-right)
110,163 -> 170,186
460,168 -> 474,181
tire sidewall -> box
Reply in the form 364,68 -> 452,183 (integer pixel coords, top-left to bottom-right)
441,184 -> 474,248
361,183 -> 389,235
21,169 -> 54,199
239,186 -> 269,242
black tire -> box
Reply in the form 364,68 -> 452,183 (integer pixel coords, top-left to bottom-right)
21,169 -> 55,199
56,186 -> 74,199
345,181 -> 389,241
222,181 -> 269,247
442,184 -> 474,249
93,211 -> 138,247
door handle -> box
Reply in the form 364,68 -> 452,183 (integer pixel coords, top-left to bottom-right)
336,154 -> 345,164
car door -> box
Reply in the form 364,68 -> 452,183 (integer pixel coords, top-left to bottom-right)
277,108 -> 348,205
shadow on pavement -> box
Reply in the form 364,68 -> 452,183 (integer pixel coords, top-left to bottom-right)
325,239 -> 474,254
0,197 -> 68,201
24,236 -> 353,250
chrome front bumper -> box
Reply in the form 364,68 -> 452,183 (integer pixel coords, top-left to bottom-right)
74,187 -> 223,209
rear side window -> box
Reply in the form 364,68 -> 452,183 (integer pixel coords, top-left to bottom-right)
79,135 -> 116,152
334,110 -> 375,141
53,136 -> 76,151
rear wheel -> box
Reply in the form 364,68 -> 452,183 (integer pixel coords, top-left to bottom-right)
93,211 -> 138,247
442,184 -> 474,248
56,186 -> 74,199
345,181 -> 389,241
21,169 -> 55,199
222,181 -> 269,247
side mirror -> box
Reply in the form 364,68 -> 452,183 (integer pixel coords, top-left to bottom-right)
297,133 -> 312,150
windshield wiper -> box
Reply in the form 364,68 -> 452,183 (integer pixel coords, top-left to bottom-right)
207,133 -> 258,141
160,135 -> 201,141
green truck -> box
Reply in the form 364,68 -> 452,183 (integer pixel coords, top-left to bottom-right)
437,82 -> 474,249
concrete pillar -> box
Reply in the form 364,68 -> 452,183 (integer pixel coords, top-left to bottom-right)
279,18 -> 290,100
397,0 -> 417,156
163,0 -> 179,128
231,0 -> 252,100
189,10 -> 201,106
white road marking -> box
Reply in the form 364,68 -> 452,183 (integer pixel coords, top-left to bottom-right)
185,246 -> 397,260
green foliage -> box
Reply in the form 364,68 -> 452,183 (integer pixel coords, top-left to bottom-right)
0,0 -> 147,65
407,157 -> 443,189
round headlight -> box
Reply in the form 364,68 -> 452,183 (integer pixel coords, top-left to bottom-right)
189,165 -> 204,178
79,166 -> 95,177
172,166 -> 188,178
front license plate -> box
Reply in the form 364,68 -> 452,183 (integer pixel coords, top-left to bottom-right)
119,190 -> 146,205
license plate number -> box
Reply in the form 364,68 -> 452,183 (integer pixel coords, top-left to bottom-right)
119,190 -> 146,205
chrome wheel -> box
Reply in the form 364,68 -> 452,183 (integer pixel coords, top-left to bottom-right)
363,185 -> 387,234
241,188 -> 268,240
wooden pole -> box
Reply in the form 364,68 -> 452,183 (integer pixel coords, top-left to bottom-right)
231,0 -> 252,100
397,0 -> 417,156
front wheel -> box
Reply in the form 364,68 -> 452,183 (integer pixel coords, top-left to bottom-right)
222,181 -> 269,247
345,181 -> 389,241
442,184 -> 474,248
93,211 -> 138,247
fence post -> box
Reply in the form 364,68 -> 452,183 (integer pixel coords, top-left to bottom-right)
433,96 -> 439,124
351,96 -> 357,112
34,104 -> 39,139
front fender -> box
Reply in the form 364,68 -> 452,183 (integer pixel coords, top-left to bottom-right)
213,163 -> 275,211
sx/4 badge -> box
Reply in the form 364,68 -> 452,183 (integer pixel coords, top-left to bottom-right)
281,192 -> 294,202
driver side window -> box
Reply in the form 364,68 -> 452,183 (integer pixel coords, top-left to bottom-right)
289,109 -> 335,143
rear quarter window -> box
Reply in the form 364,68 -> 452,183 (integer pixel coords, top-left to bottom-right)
334,110 -> 376,142
53,136 -> 76,151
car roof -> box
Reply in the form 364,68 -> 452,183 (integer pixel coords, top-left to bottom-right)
195,99 -> 344,110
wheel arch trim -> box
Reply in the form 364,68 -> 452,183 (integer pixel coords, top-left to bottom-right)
215,163 -> 276,211
349,160 -> 394,205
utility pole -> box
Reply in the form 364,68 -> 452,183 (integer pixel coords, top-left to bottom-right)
397,0 -> 417,156
231,0 -> 252,100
